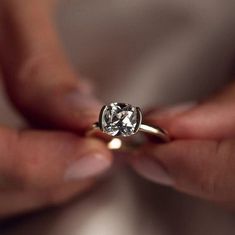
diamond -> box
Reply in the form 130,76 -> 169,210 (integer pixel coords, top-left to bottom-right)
100,103 -> 141,137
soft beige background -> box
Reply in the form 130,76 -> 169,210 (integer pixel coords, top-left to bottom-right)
2,0 -> 235,234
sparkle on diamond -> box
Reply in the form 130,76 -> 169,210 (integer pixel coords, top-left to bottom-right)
101,103 -> 139,137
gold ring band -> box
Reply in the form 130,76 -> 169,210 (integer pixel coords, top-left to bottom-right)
87,102 -> 170,150
92,122 -> 170,142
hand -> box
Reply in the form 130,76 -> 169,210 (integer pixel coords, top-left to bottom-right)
0,0 -> 112,217
131,82 -> 235,206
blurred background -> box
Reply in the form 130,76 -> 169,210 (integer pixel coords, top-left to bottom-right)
1,0 -> 235,234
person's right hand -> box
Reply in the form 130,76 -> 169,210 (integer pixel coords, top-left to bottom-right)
0,0 -> 112,218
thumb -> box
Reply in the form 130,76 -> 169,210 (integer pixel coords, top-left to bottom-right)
132,81 -> 235,204
0,126 -> 112,189
132,139 -> 235,204
145,82 -> 235,139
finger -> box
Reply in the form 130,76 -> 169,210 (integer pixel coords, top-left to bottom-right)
0,180 -> 94,218
132,139 -> 235,203
0,126 -> 112,189
145,82 -> 235,139
0,1 -> 101,131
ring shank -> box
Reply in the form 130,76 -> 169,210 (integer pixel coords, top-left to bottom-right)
89,122 -> 170,142
86,122 -> 170,150
138,124 -> 170,142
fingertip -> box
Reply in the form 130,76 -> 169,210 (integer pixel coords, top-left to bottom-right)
20,83 -> 103,131
64,138 -> 113,182
131,152 -> 174,187
62,88 -> 102,129
144,102 -> 197,139
84,137 -> 113,161
145,100 -> 235,139
145,102 -> 197,121
5,129 -> 113,189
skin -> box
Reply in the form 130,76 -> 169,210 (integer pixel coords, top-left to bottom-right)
131,83 -> 235,207
0,0 -> 113,217
1,0 -> 235,218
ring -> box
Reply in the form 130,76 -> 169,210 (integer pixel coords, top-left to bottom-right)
88,103 -> 170,149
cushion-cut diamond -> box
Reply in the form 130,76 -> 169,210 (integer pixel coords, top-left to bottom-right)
101,103 -> 140,137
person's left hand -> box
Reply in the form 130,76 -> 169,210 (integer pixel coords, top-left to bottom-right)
131,81 -> 235,207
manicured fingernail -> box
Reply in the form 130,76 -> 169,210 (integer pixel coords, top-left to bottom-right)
64,153 -> 111,181
147,102 -> 197,119
65,89 -> 102,122
76,79 -> 94,95
66,90 -> 102,110
133,156 -> 173,186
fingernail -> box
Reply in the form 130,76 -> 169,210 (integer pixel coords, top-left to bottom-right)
133,156 -> 173,186
76,79 -> 94,95
147,101 -> 197,119
64,153 -> 111,181
66,90 -> 102,110
65,90 -> 102,121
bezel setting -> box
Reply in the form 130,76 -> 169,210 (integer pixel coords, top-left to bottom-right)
99,102 -> 142,137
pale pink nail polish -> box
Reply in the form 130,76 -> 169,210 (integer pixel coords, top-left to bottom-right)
64,90 -> 103,124
66,91 -> 102,111
133,157 -> 173,186
75,79 -> 94,95
64,153 -> 111,181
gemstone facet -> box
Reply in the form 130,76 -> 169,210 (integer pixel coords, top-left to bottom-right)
101,103 -> 141,137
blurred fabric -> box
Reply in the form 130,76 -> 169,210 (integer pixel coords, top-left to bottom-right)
2,0 -> 235,234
